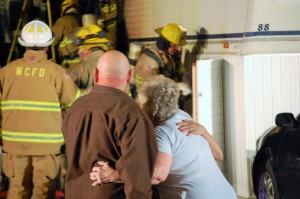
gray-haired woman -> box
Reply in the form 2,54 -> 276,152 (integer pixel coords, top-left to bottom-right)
90,75 -> 237,199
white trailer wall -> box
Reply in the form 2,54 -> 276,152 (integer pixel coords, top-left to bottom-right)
125,0 -> 300,54
124,0 -> 300,197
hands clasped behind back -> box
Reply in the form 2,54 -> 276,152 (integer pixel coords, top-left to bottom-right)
90,161 -> 121,186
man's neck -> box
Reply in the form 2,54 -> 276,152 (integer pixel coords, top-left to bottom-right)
97,78 -> 127,91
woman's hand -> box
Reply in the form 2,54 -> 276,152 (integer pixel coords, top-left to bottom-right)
90,161 -> 121,186
176,120 -> 224,161
176,119 -> 208,137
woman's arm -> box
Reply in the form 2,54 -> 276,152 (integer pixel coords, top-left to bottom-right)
151,151 -> 172,184
176,120 -> 224,161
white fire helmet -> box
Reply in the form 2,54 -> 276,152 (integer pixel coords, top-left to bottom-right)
18,20 -> 55,47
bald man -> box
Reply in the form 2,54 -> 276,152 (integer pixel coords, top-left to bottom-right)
62,50 -> 158,199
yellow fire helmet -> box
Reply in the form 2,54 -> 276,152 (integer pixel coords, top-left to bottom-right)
155,23 -> 187,46
74,24 -> 111,52
61,0 -> 78,15
18,19 -> 54,47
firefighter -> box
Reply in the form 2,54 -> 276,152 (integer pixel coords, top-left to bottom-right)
0,19 -> 80,199
70,24 -> 111,92
98,0 -> 118,50
52,0 -> 82,72
133,23 -> 187,97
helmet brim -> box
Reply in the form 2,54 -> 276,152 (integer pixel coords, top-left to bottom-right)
154,27 -> 187,46
18,37 -> 55,47
154,27 -> 163,38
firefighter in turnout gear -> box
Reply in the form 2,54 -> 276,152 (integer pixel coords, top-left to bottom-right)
52,0 -> 82,72
98,0 -> 118,50
70,24 -> 111,92
0,19 -> 80,199
133,23 -> 187,96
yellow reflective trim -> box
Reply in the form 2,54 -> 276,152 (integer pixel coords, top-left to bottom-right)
63,89 -> 82,109
101,4 -> 117,13
3,131 -> 63,137
80,89 -> 88,96
1,107 -> 60,111
3,137 -> 64,143
59,38 -> 74,48
59,44 -> 66,48
107,22 -> 117,29
52,40 -> 59,46
2,131 -> 64,143
1,100 -> 61,112
62,59 -> 81,65
1,100 -> 60,106
134,74 -> 144,85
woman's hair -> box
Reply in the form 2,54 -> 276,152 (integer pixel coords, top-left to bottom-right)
139,75 -> 180,120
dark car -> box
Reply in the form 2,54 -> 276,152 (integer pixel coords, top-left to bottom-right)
252,112 -> 300,199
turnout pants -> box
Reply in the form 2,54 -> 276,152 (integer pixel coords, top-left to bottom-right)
2,152 -> 60,199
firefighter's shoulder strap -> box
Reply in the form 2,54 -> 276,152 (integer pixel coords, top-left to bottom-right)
144,48 -> 165,75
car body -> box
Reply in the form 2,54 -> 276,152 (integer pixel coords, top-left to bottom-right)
252,112 -> 300,199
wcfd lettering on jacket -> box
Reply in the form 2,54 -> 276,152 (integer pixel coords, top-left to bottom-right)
16,66 -> 45,77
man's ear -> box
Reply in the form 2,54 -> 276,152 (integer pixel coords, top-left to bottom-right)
126,69 -> 133,84
94,67 -> 99,83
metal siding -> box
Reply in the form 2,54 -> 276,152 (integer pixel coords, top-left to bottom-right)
245,55 -> 300,150
271,57 -> 282,114
281,57 -> 291,111
262,57 -> 273,131
244,57 -> 255,149
290,57 -> 300,112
